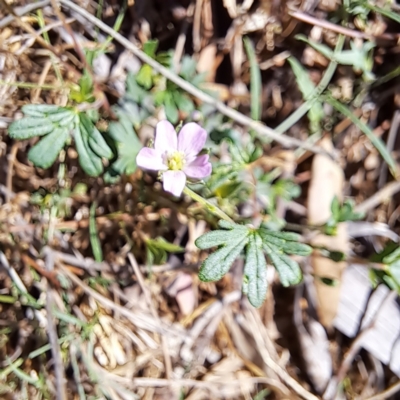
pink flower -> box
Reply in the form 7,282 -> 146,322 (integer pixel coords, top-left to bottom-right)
136,120 -> 212,197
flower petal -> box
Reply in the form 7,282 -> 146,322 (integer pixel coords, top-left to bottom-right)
184,154 -> 212,179
136,147 -> 167,171
155,120 -> 178,153
163,170 -> 186,197
177,122 -> 207,158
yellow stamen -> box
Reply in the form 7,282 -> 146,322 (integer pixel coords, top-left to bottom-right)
167,151 -> 185,170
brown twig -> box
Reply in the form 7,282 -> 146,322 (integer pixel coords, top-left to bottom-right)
22,253 -> 61,288
288,9 -> 399,42
355,181 -> 400,214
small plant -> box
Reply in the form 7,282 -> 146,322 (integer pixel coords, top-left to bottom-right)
324,196 -> 365,235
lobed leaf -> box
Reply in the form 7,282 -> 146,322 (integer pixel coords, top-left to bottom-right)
79,113 -> 113,159
266,247 -> 303,287
28,127 -> 69,168
196,221 -> 248,250
107,115 -> 142,176
258,229 -> 312,256
21,104 -> 63,116
243,233 -> 268,308
199,234 -> 249,282
8,117 -> 54,139
74,124 -> 103,177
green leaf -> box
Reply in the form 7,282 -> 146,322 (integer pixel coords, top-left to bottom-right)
365,3 -> 400,24
164,92 -> 179,123
28,127 -> 69,168
174,91 -> 194,114
243,233 -> 268,307
288,57 -> 315,99
79,113 -> 112,159
8,117 -> 55,139
180,56 -> 197,79
331,196 -> 340,220
267,249 -> 302,286
258,229 -> 312,256
106,114 -> 142,177
89,202 -> 103,262
136,64 -> 154,89
197,222 -> 250,282
243,37 -> 262,123
295,35 -> 334,59
143,39 -> 159,58
383,247 -> 400,265
8,105 -> 76,139
74,123 -> 103,177
21,104 -> 63,116
199,234 -> 249,282
146,237 -> 184,264
287,57 -> 324,131
326,95 -> 398,177
196,224 -> 248,249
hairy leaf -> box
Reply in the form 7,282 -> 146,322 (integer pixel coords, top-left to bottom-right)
197,221 -> 250,281
243,233 -> 268,307
196,221 -> 248,249
28,127 -> 69,168
258,229 -> 312,256
199,234 -> 249,282
106,114 -> 142,178
74,123 -> 103,177
267,249 -> 302,287
8,117 -> 55,139
79,113 -> 113,159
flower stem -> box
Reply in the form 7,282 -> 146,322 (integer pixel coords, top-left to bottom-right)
183,187 -> 234,223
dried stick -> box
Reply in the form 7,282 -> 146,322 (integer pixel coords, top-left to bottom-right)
59,0 -> 328,156
289,9 -> 398,41
355,181 -> 400,214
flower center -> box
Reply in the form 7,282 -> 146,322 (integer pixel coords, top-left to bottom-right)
167,151 -> 186,170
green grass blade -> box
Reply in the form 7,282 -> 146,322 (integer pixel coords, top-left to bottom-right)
90,201 -> 103,262
243,37 -> 262,130
327,96 -> 398,178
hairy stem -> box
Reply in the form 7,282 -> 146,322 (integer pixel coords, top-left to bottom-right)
183,187 -> 234,223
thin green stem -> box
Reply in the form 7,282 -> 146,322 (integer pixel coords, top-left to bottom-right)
326,95 -> 398,178
0,79 -> 63,90
183,187 -> 234,223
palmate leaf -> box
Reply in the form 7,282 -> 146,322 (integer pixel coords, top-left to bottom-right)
196,221 -> 312,307
28,127 -> 70,169
73,113 -> 113,177
258,228 -> 311,286
8,105 -> 76,139
8,104 -> 114,176
196,220 -> 249,282
105,114 -> 142,180
243,233 -> 268,307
